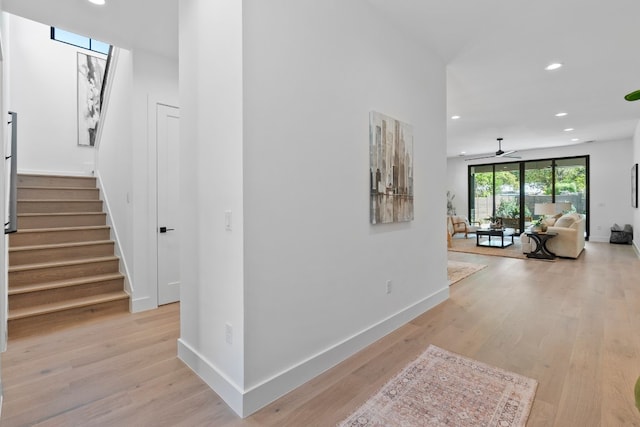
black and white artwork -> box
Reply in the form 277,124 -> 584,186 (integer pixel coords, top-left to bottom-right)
77,52 -> 106,147
369,111 -> 414,224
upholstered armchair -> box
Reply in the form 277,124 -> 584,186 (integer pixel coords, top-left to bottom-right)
448,215 -> 480,238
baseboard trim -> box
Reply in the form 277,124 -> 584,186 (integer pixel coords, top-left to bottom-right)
177,338 -> 245,415
177,285 -> 449,418
131,296 -> 157,313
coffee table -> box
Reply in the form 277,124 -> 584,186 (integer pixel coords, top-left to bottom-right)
476,228 -> 515,248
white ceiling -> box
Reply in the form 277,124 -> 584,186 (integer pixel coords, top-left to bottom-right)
3,0 -> 178,60
5,0 -> 640,158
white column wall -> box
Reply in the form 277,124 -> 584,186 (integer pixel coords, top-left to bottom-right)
7,14 -> 100,175
177,0 -> 247,415
179,0 -> 448,417
447,138 -> 634,242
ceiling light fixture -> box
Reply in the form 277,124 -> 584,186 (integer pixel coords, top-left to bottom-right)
555,112 -> 568,117
545,63 -> 563,71
563,128 -> 574,132
571,138 -> 580,142
88,0 -> 106,5
451,115 -> 461,120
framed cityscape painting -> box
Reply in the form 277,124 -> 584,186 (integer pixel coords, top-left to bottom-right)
77,52 -> 106,147
369,111 -> 414,224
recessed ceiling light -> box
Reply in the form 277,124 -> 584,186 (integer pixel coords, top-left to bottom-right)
571,138 -> 580,142
545,63 -> 563,71
563,128 -> 574,132
460,151 -> 466,155
451,115 -> 461,120
88,0 -> 105,5
555,112 -> 568,117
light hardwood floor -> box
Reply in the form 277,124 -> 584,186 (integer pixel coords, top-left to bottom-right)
2,241 -> 639,426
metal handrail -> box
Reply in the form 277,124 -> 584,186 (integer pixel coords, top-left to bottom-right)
99,45 -> 113,109
5,111 -> 17,234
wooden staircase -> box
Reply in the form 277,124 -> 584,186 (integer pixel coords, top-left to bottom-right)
8,174 -> 129,337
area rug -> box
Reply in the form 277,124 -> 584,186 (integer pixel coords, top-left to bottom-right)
338,345 -> 538,427
447,260 -> 487,285
448,235 -> 527,260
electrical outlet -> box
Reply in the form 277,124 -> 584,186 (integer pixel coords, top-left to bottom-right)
386,280 -> 393,294
225,323 -> 233,344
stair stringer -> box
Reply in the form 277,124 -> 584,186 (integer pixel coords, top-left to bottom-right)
94,172 -> 133,311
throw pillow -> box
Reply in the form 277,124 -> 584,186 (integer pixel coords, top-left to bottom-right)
554,214 -> 576,228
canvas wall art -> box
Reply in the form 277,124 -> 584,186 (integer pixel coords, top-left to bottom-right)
77,52 -> 106,147
369,111 -> 414,224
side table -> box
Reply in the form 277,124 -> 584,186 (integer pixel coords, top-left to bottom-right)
525,231 -> 557,260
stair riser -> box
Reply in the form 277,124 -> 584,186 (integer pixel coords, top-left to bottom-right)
8,298 -> 129,338
10,278 -> 124,310
17,175 -> 97,188
10,259 -> 120,287
18,187 -> 100,200
9,227 -> 111,247
10,242 -> 115,265
18,200 -> 103,213
18,214 -> 107,229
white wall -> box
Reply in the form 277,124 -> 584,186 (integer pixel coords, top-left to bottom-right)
94,48 -> 134,296
447,138 -> 634,242
179,0 -> 448,417
0,1 -> 7,406
633,123 -> 640,254
7,14 -> 101,175
130,50 -> 178,311
96,48 -> 179,309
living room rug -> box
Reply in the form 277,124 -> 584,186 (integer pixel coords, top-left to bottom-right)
337,345 -> 538,427
447,260 -> 487,285
448,235 -> 527,260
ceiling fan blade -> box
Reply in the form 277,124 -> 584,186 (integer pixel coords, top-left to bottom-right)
464,154 -> 496,161
497,150 -> 517,157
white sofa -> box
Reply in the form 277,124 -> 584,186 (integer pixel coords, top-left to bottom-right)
521,213 -> 585,258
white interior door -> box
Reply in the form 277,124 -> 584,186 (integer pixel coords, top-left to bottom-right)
157,104 -> 181,305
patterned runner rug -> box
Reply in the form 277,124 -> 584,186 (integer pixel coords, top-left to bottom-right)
447,260 -> 487,285
338,345 -> 537,427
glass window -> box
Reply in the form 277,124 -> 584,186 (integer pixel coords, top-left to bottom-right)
468,156 -> 590,238
51,27 -> 110,55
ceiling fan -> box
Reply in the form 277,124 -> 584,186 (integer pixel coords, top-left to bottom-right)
464,138 -> 521,161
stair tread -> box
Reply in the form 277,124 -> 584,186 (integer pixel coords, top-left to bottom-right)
18,212 -> 106,216
10,240 -> 113,252
9,255 -> 119,272
9,272 -> 124,295
18,185 -> 99,190
14,225 -> 110,233
8,291 -> 128,320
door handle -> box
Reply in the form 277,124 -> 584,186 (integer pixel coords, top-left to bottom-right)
159,227 -> 175,233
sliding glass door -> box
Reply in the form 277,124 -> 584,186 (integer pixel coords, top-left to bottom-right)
495,163 -> 522,232
468,155 -> 589,238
